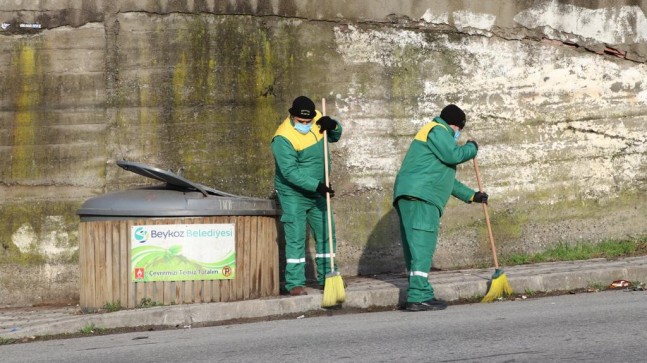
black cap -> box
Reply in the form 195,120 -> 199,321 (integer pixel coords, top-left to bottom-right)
289,96 -> 316,119
440,104 -> 466,129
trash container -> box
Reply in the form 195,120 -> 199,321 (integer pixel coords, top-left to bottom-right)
77,160 -> 281,310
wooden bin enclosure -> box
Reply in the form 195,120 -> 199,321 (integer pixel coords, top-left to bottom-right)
77,161 -> 281,310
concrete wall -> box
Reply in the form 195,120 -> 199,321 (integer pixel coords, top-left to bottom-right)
1,0 -> 646,307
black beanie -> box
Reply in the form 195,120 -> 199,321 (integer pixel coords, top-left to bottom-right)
440,104 -> 466,129
289,96 -> 316,119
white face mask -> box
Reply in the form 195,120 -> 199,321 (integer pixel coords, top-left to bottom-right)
454,130 -> 461,141
294,122 -> 312,134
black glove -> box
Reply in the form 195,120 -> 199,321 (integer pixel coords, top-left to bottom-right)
473,191 -> 488,204
466,140 -> 478,151
316,116 -> 337,133
316,182 -> 335,198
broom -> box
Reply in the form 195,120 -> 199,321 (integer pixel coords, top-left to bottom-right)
321,97 -> 346,308
473,157 -> 513,302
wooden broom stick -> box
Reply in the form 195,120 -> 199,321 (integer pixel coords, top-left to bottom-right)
473,157 -> 499,269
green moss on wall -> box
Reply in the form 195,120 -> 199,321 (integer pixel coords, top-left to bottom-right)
115,14 -> 308,197
173,52 -> 188,106
449,187 -> 647,257
0,202 -> 80,265
9,43 -> 42,180
521,185 -> 634,221
336,192 -> 398,249
391,46 -> 424,103
484,209 -> 528,242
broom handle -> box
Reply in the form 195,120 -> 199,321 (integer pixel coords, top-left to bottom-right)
322,98 -> 335,271
473,157 -> 499,269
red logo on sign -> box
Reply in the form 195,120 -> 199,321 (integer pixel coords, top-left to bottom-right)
135,268 -> 145,279
222,266 -> 232,277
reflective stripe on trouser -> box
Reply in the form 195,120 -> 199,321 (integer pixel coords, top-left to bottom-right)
396,198 -> 440,303
278,192 -> 336,291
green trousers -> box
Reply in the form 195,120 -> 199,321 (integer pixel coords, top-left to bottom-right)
395,198 -> 440,303
278,193 -> 337,291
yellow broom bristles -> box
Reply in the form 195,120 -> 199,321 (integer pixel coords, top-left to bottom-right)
322,272 -> 346,307
482,272 -> 513,303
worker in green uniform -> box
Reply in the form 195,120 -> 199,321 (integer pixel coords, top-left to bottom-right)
271,96 -> 342,296
393,104 -> 489,311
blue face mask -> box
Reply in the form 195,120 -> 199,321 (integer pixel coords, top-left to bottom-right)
294,122 -> 312,134
454,130 -> 461,141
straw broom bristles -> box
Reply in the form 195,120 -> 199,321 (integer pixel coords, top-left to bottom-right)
322,271 -> 346,307
482,268 -> 513,302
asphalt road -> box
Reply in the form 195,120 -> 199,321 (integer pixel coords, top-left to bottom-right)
1,290 -> 645,362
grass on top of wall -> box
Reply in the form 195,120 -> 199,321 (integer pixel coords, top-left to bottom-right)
500,236 -> 647,266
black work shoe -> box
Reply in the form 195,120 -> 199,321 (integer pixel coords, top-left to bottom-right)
405,298 -> 448,311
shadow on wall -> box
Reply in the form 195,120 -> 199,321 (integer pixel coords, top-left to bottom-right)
357,207 -> 406,277
357,207 -> 407,303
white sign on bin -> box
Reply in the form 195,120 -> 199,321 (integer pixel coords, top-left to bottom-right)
130,223 -> 235,282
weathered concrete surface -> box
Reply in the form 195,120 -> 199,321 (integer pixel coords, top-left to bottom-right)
1,1 -> 646,306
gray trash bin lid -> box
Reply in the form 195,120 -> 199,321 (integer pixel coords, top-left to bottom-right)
77,160 -> 279,220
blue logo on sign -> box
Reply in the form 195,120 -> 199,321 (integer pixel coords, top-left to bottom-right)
134,227 -> 149,243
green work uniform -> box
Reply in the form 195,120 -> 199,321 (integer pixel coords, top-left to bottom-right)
271,112 -> 343,291
393,117 -> 478,303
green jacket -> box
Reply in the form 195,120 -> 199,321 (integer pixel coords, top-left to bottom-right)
393,117 -> 477,216
271,112 -> 343,197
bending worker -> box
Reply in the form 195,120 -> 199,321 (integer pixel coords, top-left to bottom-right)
271,96 -> 341,296
393,104 -> 489,311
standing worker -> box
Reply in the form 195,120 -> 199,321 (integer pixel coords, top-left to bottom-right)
271,96 -> 342,296
393,104 -> 489,311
